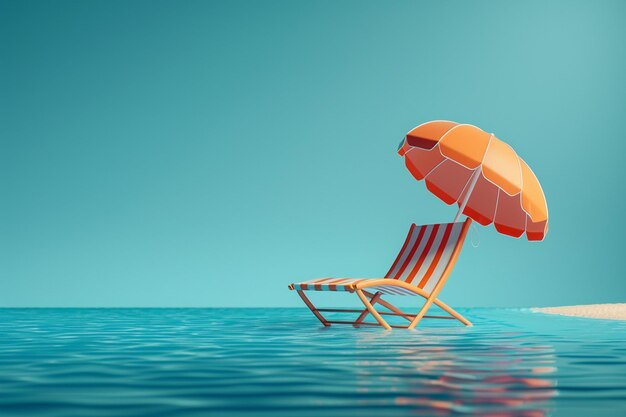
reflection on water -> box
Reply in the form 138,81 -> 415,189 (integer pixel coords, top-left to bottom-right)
0,308 -> 624,417
355,329 -> 556,416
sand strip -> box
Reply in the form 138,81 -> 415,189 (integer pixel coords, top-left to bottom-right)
532,303 -> 626,321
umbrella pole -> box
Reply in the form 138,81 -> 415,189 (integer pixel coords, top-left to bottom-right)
454,168 -> 481,223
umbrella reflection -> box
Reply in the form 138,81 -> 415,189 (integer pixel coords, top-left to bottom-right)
354,330 -> 557,416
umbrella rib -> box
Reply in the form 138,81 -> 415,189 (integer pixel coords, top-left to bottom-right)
420,149 -> 449,180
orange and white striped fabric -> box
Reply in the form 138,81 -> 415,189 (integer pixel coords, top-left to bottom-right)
398,121 -> 548,240
291,221 -> 466,295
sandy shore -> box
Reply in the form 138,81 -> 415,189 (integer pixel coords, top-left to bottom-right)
532,303 -> 626,321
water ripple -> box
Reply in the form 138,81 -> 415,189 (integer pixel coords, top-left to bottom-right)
0,308 -> 625,416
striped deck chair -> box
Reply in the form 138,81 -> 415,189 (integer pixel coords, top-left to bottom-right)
288,218 -> 472,329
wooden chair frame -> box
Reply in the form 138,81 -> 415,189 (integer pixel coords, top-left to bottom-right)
290,219 -> 472,330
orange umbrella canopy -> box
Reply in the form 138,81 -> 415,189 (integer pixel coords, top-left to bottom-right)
398,120 -> 548,241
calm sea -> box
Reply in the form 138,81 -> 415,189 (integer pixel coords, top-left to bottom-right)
0,308 -> 625,417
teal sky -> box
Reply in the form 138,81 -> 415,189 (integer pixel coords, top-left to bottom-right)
2,1 -> 625,307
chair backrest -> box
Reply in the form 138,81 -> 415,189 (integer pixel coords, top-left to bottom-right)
385,219 -> 470,293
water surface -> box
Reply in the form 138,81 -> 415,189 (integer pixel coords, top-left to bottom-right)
0,308 -> 625,416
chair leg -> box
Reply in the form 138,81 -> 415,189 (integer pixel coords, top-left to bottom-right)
353,292 -> 382,327
408,302 -> 431,329
356,290 -> 391,330
434,300 -> 472,326
296,290 -> 330,327
362,290 -> 471,327
362,290 -> 414,323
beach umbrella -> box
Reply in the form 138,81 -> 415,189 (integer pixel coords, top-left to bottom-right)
397,120 -> 548,241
